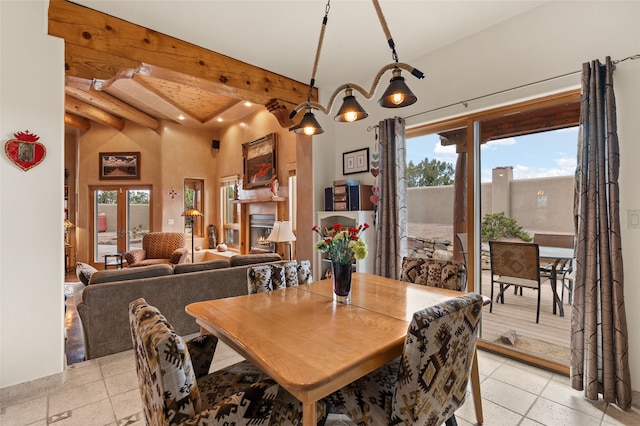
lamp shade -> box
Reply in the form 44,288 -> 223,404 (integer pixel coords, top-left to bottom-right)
181,208 -> 202,217
267,221 -> 296,243
293,108 -> 324,136
378,69 -> 418,108
335,89 -> 369,122
64,219 -> 75,228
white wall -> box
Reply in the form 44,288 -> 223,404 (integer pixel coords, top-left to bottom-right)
327,1 -> 640,390
1,0 -> 66,388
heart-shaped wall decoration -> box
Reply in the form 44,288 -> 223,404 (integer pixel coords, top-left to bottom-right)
370,167 -> 380,177
4,130 -> 46,171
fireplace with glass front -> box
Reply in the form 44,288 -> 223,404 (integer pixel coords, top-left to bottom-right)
249,214 -> 275,253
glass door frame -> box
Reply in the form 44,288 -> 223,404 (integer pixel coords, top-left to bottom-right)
89,184 -> 153,266
407,90 -> 580,375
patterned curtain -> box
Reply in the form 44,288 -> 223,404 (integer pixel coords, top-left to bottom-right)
374,117 -> 408,279
571,56 -> 631,409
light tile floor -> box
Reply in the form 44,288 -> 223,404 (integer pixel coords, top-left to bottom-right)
1,342 -> 638,426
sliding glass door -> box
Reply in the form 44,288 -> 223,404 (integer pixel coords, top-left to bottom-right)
91,185 -> 152,264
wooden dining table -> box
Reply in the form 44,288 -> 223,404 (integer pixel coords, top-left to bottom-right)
186,273 -> 485,426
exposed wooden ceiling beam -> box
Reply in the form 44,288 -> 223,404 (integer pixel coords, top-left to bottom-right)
66,80 -> 160,130
65,96 -> 125,131
64,113 -> 91,131
48,0 -> 316,109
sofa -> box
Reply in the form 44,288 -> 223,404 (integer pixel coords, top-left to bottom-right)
76,253 -> 283,359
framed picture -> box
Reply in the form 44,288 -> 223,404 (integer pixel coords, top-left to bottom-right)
243,133 -> 277,189
99,152 -> 140,180
342,147 -> 370,175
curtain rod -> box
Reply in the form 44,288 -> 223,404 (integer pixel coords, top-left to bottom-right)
403,54 -> 640,122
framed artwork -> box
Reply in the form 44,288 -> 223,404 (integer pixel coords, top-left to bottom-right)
242,133 -> 277,189
342,147 -> 370,175
99,152 -> 140,180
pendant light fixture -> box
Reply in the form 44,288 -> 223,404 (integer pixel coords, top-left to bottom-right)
378,68 -> 418,107
335,88 -> 369,122
294,107 -> 325,136
289,0 -> 424,135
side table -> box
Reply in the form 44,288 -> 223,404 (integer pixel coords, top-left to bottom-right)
104,253 -> 124,269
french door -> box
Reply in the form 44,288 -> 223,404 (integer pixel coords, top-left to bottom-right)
90,185 -> 152,264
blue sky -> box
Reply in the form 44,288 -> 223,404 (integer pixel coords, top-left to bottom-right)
406,127 -> 579,182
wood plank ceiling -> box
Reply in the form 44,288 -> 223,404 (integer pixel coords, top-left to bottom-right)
48,0 -> 316,132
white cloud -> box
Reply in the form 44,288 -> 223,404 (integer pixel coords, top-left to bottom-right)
482,137 -> 516,150
434,143 -> 456,154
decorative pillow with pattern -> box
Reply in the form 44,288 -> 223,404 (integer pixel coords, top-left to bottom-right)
297,260 -> 313,284
75,262 -> 97,286
170,248 -> 188,264
247,265 -> 273,294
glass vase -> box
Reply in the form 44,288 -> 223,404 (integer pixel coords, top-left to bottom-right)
331,261 -> 352,304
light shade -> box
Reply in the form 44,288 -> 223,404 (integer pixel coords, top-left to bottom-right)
293,108 -> 324,136
378,68 -> 418,108
335,88 -> 369,122
181,208 -> 203,217
267,221 -> 296,243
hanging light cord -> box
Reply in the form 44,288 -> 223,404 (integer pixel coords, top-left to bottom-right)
291,0 -> 425,119
306,0 -> 331,103
372,0 -> 398,63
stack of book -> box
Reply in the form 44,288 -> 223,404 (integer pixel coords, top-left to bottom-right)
325,180 -> 373,211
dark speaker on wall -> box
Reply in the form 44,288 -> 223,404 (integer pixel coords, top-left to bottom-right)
211,140 -> 220,150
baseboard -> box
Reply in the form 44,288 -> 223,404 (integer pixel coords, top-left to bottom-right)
0,369 -> 65,408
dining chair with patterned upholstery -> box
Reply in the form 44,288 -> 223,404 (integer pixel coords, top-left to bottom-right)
247,260 -> 313,294
400,256 -> 464,291
489,240 -> 548,323
325,293 -> 483,426
129,298 -> 326,425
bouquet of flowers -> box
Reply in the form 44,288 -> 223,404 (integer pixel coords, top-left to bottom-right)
313,223 -> 369,265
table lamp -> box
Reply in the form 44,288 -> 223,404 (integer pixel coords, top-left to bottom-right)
267,221 -> 296,260
181,208 -> 202,263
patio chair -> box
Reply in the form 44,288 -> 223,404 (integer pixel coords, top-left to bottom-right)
533,233 -> 575,305
489,240 -> 547,323
129,298 -> 326,426
324,293 -> 483,426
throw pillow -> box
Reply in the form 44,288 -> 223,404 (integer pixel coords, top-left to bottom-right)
171,248 -> 187,264
75,262 -> 97,286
